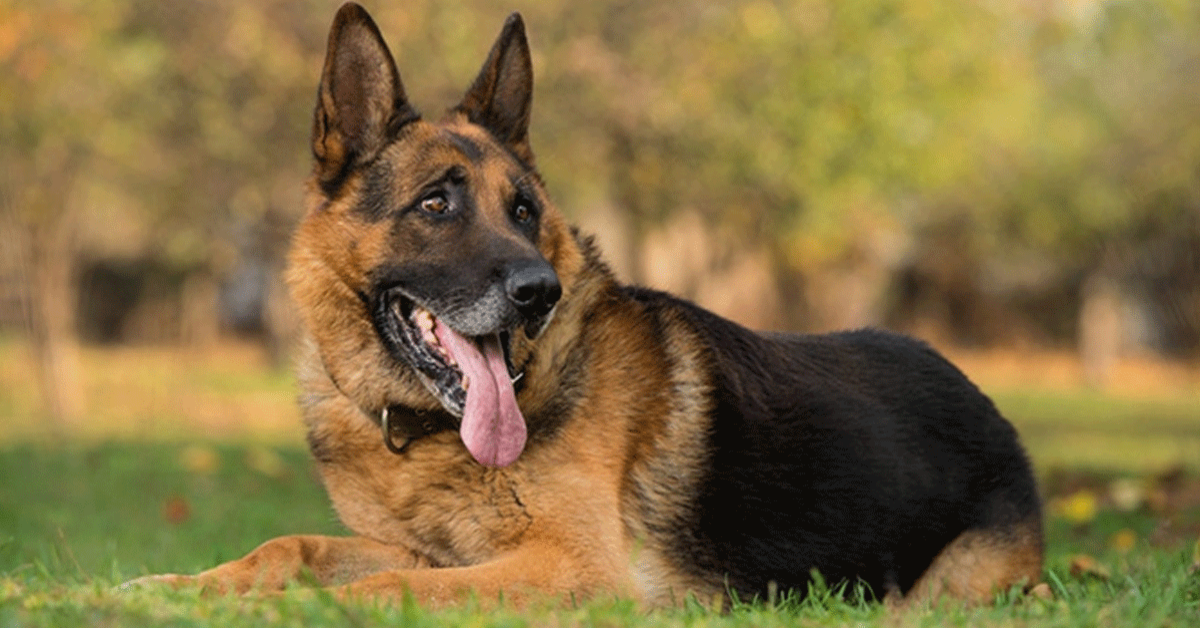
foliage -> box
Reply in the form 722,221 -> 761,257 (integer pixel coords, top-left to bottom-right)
0,0 -> 322,264
2,0 -> 1197,272
1,0 -> 1198,383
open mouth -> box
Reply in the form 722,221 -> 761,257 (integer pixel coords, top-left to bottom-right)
377,292 -> 528,468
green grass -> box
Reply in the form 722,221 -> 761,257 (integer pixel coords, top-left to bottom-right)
2,338 -> 1199,625
0,443 -> 342,580
1,441 -> 1198,627
996,389 -> 1200,474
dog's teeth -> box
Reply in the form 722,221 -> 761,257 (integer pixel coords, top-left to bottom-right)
414,309 -> 435,331
413,308 -> 443,348
432,341 -> 453,363
462,375 -> 470,391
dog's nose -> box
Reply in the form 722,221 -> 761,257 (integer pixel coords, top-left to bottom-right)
504,259 -> 561,318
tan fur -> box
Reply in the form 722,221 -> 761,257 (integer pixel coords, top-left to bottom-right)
128,222 -> 722,606
121,4 -> 1042,608
899,516 -> 1044,606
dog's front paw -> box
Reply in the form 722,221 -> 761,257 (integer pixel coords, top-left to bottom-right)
116,573 -> 199,592
118,573 -> 242,595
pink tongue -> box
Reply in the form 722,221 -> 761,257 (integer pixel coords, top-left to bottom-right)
433,324 -> 527,467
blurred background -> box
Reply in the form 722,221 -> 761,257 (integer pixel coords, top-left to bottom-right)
0,0 -> 1197,444
3,1 -> 1200,589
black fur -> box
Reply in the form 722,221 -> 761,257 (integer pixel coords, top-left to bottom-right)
629,289 -> 1040,599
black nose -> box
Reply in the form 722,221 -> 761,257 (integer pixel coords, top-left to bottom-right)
504,259 -> 561,318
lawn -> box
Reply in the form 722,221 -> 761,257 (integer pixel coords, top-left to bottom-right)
1,339 -> 1199,626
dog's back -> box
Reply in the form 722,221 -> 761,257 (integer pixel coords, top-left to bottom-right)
633,288 -> 1043,600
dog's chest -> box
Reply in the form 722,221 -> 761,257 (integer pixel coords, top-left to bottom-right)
319,436 -> 534,566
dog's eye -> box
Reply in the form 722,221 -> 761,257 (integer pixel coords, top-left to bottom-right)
420,194 -> 451,215
513,202 -> 533,224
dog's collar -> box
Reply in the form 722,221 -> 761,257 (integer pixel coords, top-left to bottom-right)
379,368 -> 527,456
380,406 -> 456,455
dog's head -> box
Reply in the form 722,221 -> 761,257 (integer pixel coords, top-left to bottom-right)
288,3 -> 583,468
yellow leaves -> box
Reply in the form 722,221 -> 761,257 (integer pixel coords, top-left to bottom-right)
740,2 -> 782,42
0,6 -> 32,64
1046,468 -> 1200,593
1054,490 -> 1098,525
1108,529 -> 1137,553
179,445 -> 219,475
0,577 -> 24,602
1051,491 -> 1140,553
178,444 -> 288,478
168,445 -> 287,525
245,446 -> 286,479
168,444 -> 290,527
21,591 -> 52,611
1051,470 -> 1182,527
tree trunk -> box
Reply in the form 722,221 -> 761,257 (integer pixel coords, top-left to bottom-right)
180,270 -> 220,348
1079,272 -> 1124,389
25,205 -> 84,429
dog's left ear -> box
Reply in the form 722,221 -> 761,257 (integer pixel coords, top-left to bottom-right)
456,14 -> 535,164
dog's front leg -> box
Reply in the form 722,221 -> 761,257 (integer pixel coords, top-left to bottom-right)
335,542 -> 622,608
121,535 -> 430,594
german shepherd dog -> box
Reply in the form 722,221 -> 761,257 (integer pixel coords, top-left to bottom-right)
127,2 -> 1043,607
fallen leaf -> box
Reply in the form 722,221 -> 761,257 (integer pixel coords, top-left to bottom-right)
1109,528 -> 1137,553
0,579 -> 24,601
245,446 -> 286,478
1069,554 -> 1110,580
1056,490 -> 1098,525
1028,582 -> 1053,601
1108,478 -> 1144,512
1146,486 -> 1170,514
1155,464 -> 1186,491
179,445 -> 219,474
163,495 -> 191,524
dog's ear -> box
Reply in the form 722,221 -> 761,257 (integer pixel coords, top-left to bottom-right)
456,14 -> 534,164
313,3 -> 419,191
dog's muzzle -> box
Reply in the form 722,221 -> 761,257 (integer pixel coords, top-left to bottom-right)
371,258 -> 561,467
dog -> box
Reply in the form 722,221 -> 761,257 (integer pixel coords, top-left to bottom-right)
125,2 -> 1043,608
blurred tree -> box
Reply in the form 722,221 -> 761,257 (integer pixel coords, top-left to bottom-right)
1,0 -> 1197,397
0,1 -> 165,425
123,1 -> 324,352
995,1 -> 1200,357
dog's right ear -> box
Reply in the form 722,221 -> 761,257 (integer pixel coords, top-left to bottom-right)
456,14 -> 535,165
312,3 -> 419,192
